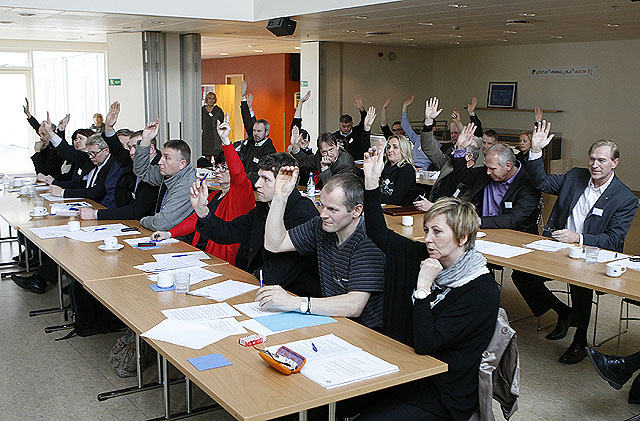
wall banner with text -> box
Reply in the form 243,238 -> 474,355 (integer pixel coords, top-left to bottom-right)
528,66 -> 597,78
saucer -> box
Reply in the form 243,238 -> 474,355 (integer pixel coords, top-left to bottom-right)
98,244 -> 124,252
476,232 -> 487,238
29,211 -> 48,218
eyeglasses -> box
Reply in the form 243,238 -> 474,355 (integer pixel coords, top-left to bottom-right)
214,165 -> 228,173
87,148 -> 106,158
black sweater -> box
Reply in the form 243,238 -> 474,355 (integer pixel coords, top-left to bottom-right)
364,188 -> 500,421
379,162 -> 417,206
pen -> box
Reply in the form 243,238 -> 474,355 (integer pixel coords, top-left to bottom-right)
94,227 -> 107,231
69,207 -> 78,211
172,254 -> 188,258
259,270 -> 263,288
121,227 -> 138,232
199,174 -> 208,187
311,343 -> 318,352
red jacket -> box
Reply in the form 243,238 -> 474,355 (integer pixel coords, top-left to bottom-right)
169,144 -> 254,264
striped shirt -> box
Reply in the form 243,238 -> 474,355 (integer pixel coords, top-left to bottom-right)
289,216 -> 385,328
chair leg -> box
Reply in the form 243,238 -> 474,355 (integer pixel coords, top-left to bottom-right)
594,296 -> 629,348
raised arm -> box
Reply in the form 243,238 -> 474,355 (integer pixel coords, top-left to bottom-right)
133,119 -> 163,186
380,98 -> 393,139
264,166 -> 298,253
524,120 -> 566,194
102,101 -> 130,165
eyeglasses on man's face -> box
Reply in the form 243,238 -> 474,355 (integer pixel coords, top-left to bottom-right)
87,148 -> 106,158
214,165 -> 228,173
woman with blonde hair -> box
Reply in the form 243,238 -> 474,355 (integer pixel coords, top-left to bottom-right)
379,134 -> 418,205
516,130 -> 532,163
202,91 -> 224,158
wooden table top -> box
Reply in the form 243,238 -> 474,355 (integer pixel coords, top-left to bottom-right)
85,270 -> 447,421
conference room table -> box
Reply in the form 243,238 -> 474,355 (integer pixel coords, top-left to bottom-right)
0,187 -> 448,421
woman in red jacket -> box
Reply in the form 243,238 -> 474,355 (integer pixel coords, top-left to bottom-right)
152,115 -> 254,264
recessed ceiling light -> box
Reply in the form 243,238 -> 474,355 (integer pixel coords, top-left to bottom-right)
0,21 -> 14,24
504,30 -> 517,34
403,38 -> 415,41
361,41 -> 372,44
409,44 -> 418,47
219,52 -> 229,56
497,39 -> 509,42
606,23 -> 620,27
294,46 -> 301,50
18,13 -> 36,17
343,29 -> 356,33
519,12 -> 536,17
150,21 -> 165,25
122,26 -> 135,30
551,35 -> 564,39
87,33 -> 97,36
448,3 -> 468,8
254,49 -> 263,53
449,34 -> 463,38
247,44 -> 255,48
418,22 -> 434,26
354,15 -> 368,19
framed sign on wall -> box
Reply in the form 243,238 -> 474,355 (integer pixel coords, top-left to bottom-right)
487,82 -> 517,108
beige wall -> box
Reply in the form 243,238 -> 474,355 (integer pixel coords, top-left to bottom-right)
321,42 -> 435,134
432,39 -> 640,189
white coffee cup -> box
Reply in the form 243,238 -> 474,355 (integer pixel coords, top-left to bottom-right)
605,263 -> 627,277
32,206 -> 47,216
12,178 -> 24,187
157,273 -> 174,288
402,215 -> 414,227
103,237 -> 118,249
67,220 -> 81,232
568,246 -> 584,259
19,186 -> 28,195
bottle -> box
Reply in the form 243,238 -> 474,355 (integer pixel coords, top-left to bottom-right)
306,172 -> 315,197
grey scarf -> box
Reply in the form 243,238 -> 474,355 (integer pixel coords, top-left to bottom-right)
433,248 -> 489,290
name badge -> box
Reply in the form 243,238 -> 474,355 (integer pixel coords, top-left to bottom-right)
504,202 -> 513,209
453,189 -> 460,198
252,157 -> 260,164
592,208 -> 603,217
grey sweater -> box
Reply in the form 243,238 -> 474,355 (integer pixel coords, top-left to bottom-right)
133,144 -> 197,231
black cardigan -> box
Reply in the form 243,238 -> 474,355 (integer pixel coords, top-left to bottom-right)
364,188 -> 500,421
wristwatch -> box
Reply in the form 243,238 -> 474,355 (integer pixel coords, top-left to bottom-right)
299,297 -> 311,314
413,288 -> 428,300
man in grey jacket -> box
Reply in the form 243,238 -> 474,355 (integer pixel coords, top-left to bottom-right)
134,119 -> 197,231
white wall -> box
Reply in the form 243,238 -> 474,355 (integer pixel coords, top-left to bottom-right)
300,41 -> 321,150
432,39 -> 640,189
106,32 -> 146,132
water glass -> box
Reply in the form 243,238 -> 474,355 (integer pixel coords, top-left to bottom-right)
33,196 -> 44,208
174,272 -> 191,293
585,246 -> 599,263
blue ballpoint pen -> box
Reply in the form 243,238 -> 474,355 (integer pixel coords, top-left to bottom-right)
94,227 -> 107,231
311,343 -> 318,352
199,174 -> 208,187
259,270 -> 263,288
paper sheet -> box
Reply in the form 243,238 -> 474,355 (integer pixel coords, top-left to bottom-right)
188,353 -> 232,371
123,236 -> 179,248
524,239 -> 572,252
596,250 -> 630,263
611,257 -> 640,271
64,229 -> 141,243
301,352 -> 399,389
267,334 -> 361,363
80,223 -> 128,232
134,259 -> 207,273
50,202 -> 92,215
188,280 -> 258,301
233,302 -> 286,319
29,224 -> 73,239
40,193 -> 84,202
147,267 -> 222,285
239,318 -> 291,336
141,319 -> 229,349
161,302 -> 240,321
153,250 -> 211,262
253,312 -> 336,332
195,318 -> 247,335
475,240 -> 535,258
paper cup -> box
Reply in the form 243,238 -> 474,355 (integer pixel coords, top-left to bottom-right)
157,273 -> 174,288
401,215 -> 414,227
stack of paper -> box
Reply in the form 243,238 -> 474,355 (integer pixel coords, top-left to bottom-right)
141,319 -> 229,349
189,280 -> 258,301
134,251 -> 211,273
161,302 -> 240,321
50,201 -> 92,216
29,224 -> 72,239
266,334 -> 399,389
475,240 -> 534,258
40,193 -> 84,202
147,267 -> 222,285
65,223 -> 141,242
524,239 -> 572,252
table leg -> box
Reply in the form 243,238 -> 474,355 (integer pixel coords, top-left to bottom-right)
328,402 -> 336,421
30,263 -> 66,317
163,355 -> 171,419
299,410 -> 308,421
185,377 -> 192,414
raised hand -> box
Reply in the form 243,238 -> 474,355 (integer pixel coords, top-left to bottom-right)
363,146 -> 385,190
290,125 -> 301,154
451,108 -> 461,124
241,80 -> 247,98
217,112 -> 231,145
105,101 -> 120,129
247,92 -> 254,110
424,97 -> 443,124
363,106 -> 377,131
382,97 -> 392,109
141,118 -> 160,144
531,120 -> 554,153
274,166 -> 299,199
353,94 -> 365,111
535,107 -> 543,122
467,96 -> 478,116
402,95 -> 415,113
23,97 -> 31,118
42,112 -> 55,138
300,90 -> 311,103
58,114 -> 71,131
189,179 -> 210,217
455,122 -> 477,149
417,258 -> 443,291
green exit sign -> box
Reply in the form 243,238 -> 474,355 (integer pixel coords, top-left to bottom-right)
301,80 -> 308,87
109,78 -> 122,86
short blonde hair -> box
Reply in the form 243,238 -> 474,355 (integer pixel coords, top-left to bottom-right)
387,134 -> 414,168
423,197 -> 478,251
205,92 -> 217,102
520,131 -> 532,142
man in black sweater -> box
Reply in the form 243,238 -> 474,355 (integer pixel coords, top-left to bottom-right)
192,152 -> 320,298
332,94 -> 370,160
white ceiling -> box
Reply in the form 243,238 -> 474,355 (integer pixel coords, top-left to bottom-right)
0,0 -> 639,58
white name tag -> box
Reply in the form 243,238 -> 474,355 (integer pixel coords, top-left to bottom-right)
592,208 -> 603,217
504,202 -> 513,209
453,189 -> 460,198
252,157 -> 260,164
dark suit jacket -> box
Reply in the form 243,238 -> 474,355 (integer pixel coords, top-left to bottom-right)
292,149 -> 360,189
332,109 -> 368,160
525,157 -> 638,252
31,144 -> 65,177
195,190 -> 321,298
238,100 -> 277,185
461,159 -> 541,234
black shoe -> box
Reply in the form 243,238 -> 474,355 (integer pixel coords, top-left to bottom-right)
559,342 -> 587,364
17,257 -> 40,269
546,311 -> 571,340
11,273 -> 46,294
586,347 -> 631,390
630,375 -> 640,405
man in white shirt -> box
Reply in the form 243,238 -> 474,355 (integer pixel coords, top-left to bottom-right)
513,120 -> 638,364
